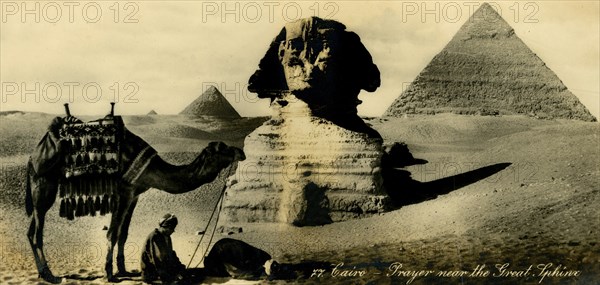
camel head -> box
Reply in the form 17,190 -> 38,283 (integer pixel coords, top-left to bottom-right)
185,142 -> 244,185
204,141 -> 246,164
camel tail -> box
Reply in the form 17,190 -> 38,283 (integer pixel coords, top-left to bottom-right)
25,159 -> 33,217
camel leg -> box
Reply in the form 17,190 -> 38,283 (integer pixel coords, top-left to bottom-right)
105,194 -> 132,282
115,196 -> 139,277
27,217 -> 42,271
26,175 -> 62,284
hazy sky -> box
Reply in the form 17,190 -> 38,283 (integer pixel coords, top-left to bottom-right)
1,1 -> 598,119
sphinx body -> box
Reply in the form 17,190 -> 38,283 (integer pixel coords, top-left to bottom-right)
221,17 -> 390,226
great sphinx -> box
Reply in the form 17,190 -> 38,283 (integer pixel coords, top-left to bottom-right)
221,17 -> 391,226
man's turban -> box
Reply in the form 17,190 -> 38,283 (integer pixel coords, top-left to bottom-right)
159,213 -> 178,228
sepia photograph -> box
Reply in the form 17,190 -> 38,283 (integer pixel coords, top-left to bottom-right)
1,1 -> 598,284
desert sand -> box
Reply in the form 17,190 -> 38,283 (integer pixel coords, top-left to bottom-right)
0,112 -> 598,284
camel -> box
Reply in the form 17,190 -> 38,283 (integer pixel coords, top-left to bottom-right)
25,115 -> 245,283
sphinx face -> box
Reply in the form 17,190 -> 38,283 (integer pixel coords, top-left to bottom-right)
248,17 -> 382,137
278,27 -> 339,97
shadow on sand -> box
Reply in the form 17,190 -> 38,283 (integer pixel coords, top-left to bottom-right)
383,159 -> 512,208
62,271 -> 143,283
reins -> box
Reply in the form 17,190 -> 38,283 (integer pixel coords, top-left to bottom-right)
186,164 -> 234,268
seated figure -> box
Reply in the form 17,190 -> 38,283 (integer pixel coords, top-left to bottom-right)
140,214 -> 187,283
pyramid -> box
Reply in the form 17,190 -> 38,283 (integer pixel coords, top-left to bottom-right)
179,86 -> 241,118
147,110 -> 158,115
384,3 -> 596,121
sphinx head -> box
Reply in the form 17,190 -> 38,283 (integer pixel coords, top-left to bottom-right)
249,17 -> 380,117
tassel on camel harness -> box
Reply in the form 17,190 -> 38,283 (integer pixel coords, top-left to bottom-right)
58,102 -> 123,218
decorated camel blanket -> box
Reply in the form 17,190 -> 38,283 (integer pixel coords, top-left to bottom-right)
31,114 -> 157,220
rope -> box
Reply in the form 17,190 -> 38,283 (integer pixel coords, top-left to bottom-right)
194,183 -> 227,268
186,164 -> 233,268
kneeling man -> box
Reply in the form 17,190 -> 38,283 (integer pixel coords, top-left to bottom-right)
141,213 -> 187,283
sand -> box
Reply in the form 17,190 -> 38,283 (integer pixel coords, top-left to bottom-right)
0,113 -> 598,284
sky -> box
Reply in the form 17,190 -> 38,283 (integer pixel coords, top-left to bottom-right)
1,1 -> 598,119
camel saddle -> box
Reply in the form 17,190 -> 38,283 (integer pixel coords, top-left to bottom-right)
60,113 -> 124,219
31,104 -> 133,219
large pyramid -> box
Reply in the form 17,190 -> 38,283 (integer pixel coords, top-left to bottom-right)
384,3 -> 596,121
180,86 -> 241,118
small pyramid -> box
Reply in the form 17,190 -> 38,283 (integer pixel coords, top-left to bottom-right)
147,110 -> 158,115
384,3 -> 596,121
179,86 -> 241,118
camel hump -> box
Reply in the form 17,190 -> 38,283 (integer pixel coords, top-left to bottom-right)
30,117 -> 64,176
